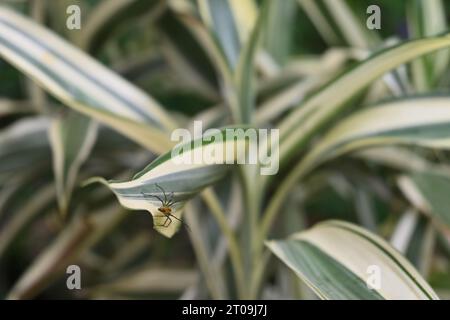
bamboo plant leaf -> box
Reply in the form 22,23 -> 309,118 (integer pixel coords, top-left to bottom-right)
89,267 -> 197,295
300,96 -> 450,174
398,171 -> 450,230
322,0 -> 379,49
390,210 -> 435,275
234,0 -> 269,124
267,220 -> 439,300
0,116 -> 50,182
7,206 -> 127,300
279,33 -> 450,162
297,0 -> 340,45
48,112 -> 98,216
156,9 -> 220,98
0,99 -> 33,116
197,0 -> 241,70
0,6 -> 175,154
407,0 -> 448,87
78,0 -> 161,53
87,129 -> 249,238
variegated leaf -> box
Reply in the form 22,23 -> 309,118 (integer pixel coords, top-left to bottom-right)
267,220 -> 439,300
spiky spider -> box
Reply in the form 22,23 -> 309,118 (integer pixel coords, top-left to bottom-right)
141,184 -> 189,231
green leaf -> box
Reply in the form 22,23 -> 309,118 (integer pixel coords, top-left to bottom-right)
78,0 -> 161,53
234,0 -> 269,123
89,267 -> 197,296
390,211 -> 435,274
197,0 -> 241,69
297,0 -> 340,45
7,206 -> 127,300
0,99 -> 33,116
407,0 -> 448,86
264,0 -> 296,64
0,6 -> 175,154
267,220 -> 439,300
399,171 -> 450,229
48,112 -> 98,216
87,128 -> 249,238
0,183 -> 55,258
0,117 -> 50,182
324,0 -> 380,48
279,33 -> 450,162
301,96 -> 450,173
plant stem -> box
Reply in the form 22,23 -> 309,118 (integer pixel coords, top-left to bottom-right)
184,203 -> 226,299
250,151 -> 320,294
239,165 -> 262,299
259,153 -> 317,250
201,188 -> 246,299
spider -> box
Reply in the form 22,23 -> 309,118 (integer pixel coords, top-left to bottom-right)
141,184 -> 190,231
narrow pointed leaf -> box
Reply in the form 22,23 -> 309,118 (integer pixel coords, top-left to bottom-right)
399,171 -> 450,229
0,7 -> 175,153
197,0 -> 241,69
48,112 -> 98,215
301,97 -> 450,173
234,0 -> 269,123
267,220 -> 439,300
279,33 -> 450,161
88,129 -> 250,237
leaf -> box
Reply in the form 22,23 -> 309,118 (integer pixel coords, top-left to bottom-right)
297,0 -> 340,45
279,33 -> 450,162
234,0 -> 269,123
7,206 -> 127,300
87,128 -> 250,238
322,0 -> 379,48
89,267 -> 197,295
228,0 -> 258,43
78,0 -> 161,53
157,9 -> 220,98
0,99 -> 33,116
301,96 -> 450,173
267,220 -> 439,300
263,0 -> 296,64
48,112 -> 98,215
390,210 -> 435,274
0,6 -> 175,154
197,0 -> 241,69
398,171 -> 450,230
407,0 -> 448,86
0,117 -> 50,182
0,184 -> 55,258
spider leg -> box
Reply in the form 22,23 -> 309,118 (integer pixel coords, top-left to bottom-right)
153,214 -> 171,228
164,216 -> 172,227
155,183 -> 168,203
169,213 -> 191,232
141,192 -> 164,204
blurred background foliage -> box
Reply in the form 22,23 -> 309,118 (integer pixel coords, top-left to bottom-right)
1,0 -> 450,299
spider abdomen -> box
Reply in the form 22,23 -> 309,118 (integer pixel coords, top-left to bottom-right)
158,207 -> 172,215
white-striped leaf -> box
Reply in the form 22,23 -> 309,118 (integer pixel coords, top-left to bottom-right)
197,0 -> 241,69
234,0 -> 269,123
279,33 -> 450,162
0,99 -> 33,116
0,117 -> 50,182
390,210 -> 435,274
267,220 -> 439,300
48,112 -> 98,216
88,129 -> 249,237
0,6 -> 175,154
78,0 -> 160,53
399,171 -> 450,229
301,96 -> 450,173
